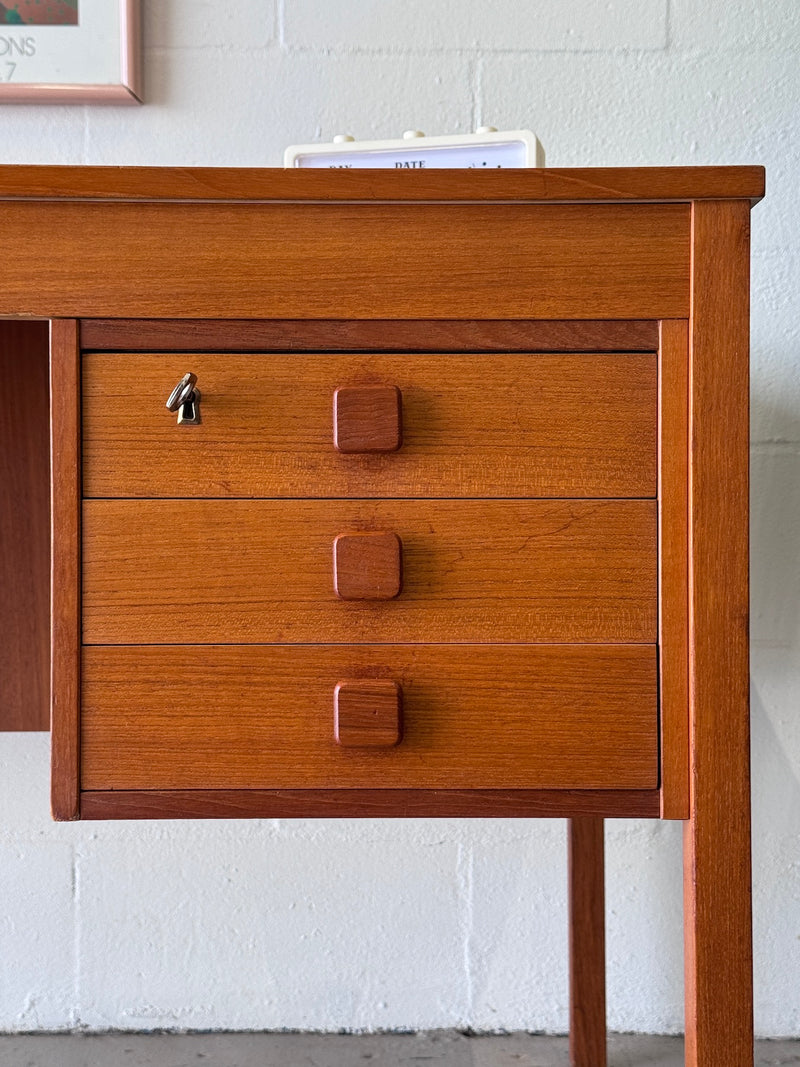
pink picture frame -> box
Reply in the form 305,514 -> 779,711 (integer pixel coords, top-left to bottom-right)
0,0 -> 141,104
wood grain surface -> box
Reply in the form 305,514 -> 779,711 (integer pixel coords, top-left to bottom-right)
80,644 -> 658,791
0,322 -> 50,731
0,202 -> 689,320
82,499 -> 657,645
658,320 -> 690,819
50,320 -> 81,821
683,201 -> 753,1065
82,352 -> 656,499
0,164 -> 764,203
569,818 -> 607,1067
79,788 -> 662,820
80,318 -> 661,354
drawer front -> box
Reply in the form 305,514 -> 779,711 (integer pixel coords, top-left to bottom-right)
82,352 -> 656,498
12,201 -> 690,320
82,499 -> 657,644
81,644 -> 658,791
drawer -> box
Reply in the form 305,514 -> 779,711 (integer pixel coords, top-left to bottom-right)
80,644 -> 658,791
82,352 -> 656,498
82,499 -> 657,644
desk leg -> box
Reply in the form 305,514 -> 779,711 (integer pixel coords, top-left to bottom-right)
683,804 -> 753,1066
569,817 -> 606,1067
684,199 -> 754,1065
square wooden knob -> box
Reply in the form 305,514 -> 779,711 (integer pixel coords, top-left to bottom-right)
333,531 -> 402,600
334,680 -> 402,748
333,384 -> 402,453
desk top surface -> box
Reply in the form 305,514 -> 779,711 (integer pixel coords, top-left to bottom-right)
0,164 -> 765,204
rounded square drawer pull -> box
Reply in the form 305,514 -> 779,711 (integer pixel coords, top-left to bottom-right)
334,680 -> 403,748
333,531 -> 402,600
333,384 -> 402,453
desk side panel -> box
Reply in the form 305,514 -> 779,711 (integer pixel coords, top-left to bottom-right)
658,320 -> 690,818
50,320 -> 81,821
0,322 -> 50,731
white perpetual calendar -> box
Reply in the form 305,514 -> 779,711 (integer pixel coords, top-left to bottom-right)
284,128 -> 545,169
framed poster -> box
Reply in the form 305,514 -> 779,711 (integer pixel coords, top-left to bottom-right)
0,0 -> 141,104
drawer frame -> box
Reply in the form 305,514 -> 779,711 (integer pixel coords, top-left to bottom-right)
53,314 -> 673,821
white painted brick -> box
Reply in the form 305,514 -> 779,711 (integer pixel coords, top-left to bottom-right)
751,250 -> 800,445
144,0 -> 275,50
0,734 -> 53,835
284,0 -> 667,53
605,821 -> 684,1034
0,841 -> 75,1030
84,48 -> 472,165
0,107 -> 84,164
750,645 -> 800,1037
751,650 -> 800,846
468,823 -> 567,1032
751,448 -> 800,648
77,835 -> 465,1030
753,827 -> 800,1038
479,50 -> 797,183
670,0 -> 800,51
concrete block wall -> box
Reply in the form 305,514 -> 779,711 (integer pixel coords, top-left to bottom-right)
0,0 -> 798,1036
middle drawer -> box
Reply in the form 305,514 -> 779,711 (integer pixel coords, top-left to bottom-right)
83,499 -> 656,644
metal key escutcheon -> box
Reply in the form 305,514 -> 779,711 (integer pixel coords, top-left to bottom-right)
166,372 -> 201,425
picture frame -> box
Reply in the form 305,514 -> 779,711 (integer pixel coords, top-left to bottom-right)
0,0 -> 141,104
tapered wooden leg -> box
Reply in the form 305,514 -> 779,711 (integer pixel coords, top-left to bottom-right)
569,817 -> 606,1067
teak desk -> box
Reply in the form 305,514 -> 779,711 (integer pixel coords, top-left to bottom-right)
0,166 -> 763,1066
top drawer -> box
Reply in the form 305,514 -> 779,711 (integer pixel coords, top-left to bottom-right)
82,352 -> 656,498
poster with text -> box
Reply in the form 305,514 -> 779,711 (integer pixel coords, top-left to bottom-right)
0,0 -> 140,102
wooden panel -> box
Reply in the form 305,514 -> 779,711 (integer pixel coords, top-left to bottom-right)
0,202 -> 689,320
80,644 -> 658,791
569,818 -> 607,1067
82,499 -> 657,644
82,352 -> 657,499
79,788 -> 662,820
0,164 -> 765,203
80,318 -> 661,354
659,320 -> 690,819
50,320 -> 81,821
0,322 -> 50,731
683,201 -> 753,1065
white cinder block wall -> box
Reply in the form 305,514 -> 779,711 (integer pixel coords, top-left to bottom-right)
1,0 -> 798,1037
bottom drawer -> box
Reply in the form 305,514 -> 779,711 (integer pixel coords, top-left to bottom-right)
81,645 -> 658,791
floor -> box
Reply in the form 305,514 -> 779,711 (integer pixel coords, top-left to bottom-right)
0,1032 -> 798,1067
